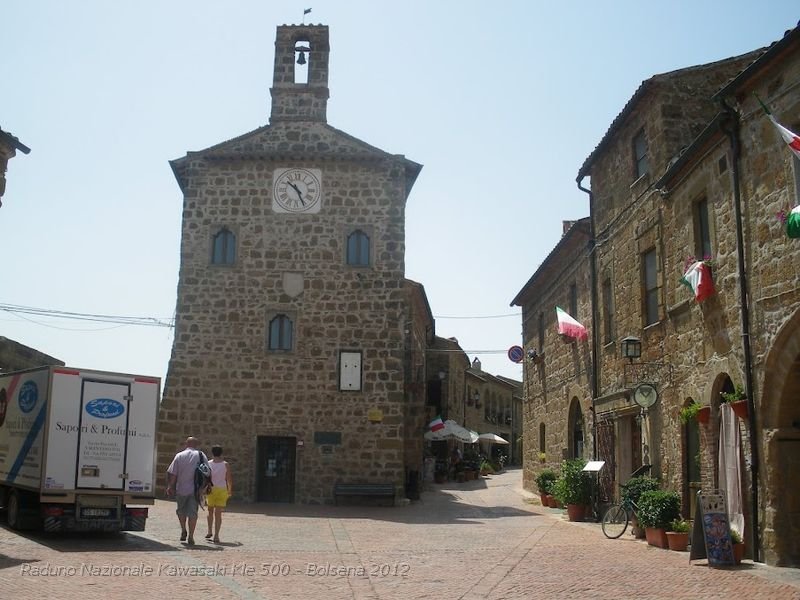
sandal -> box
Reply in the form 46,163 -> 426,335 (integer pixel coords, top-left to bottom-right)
205,533 -> 213,539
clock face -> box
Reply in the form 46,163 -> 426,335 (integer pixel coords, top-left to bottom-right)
633,383 -> 658,409
272,168 -> 322,213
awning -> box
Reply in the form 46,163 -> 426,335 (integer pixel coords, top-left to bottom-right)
478,433 -> 509,444
424,420 -> 479,443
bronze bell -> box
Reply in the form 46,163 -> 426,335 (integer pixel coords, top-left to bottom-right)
296,51 -> 307,65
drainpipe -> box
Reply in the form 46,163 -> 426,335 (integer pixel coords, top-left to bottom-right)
719,101 -> 760,562
577,175 -> 599,461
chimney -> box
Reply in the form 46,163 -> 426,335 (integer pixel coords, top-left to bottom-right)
472,357 -> 482,371
562,220 -> 576,235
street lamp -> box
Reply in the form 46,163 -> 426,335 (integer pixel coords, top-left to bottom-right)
621,336 -> 642,363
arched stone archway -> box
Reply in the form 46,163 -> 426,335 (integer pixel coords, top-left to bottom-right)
567,397 -> 584,459
760,309 -> 800,566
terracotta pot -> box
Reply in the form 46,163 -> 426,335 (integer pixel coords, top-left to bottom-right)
731,400 -> 749,420
666,531 -> 689,551
539,493 -> 550,506
566,503 -> 586,522
697,406 -> 711,424
630,516 -> 646,539
733,542 -> 745,564
645,527 -> 669,548
547,496 -> 559,508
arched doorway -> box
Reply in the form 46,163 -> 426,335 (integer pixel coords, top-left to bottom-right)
761,308 -> 800,566
682,398 -> 702,520
568,398 -> 584,459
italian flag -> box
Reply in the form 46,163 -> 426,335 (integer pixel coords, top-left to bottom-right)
555,306 -> 588,341
428,416 -> 445,432
769,115 -> 800,160
681,261 -> 715,303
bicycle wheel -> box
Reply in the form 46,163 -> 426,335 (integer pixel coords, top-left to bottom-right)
601,503 -> 629,539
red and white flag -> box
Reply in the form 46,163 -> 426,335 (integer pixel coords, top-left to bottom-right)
680,261 -> 715,303
768,115 -> 800,160
428,416 -> 445,432
555,306 -> 588,341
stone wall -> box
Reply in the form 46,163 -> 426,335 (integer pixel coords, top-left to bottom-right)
513,220 -> 592,492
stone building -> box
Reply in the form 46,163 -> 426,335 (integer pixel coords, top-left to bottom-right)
158,24 -> 422,504
654,24 -> 800,566
566,24 -> 800,566
464,359 -> 522,465
0,127 -> 30,209
0,337 -> 62,372
403,278 -> 435,494
511,219 -> 593,491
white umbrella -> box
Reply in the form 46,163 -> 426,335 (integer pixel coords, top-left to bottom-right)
424,420 -> 479,443
478,433 -> 509,444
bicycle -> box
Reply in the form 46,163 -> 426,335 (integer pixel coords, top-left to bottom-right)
601,464 -> 652,539
601,493 -> 638,539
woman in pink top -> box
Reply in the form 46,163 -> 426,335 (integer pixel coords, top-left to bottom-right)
204,445 -> 233,543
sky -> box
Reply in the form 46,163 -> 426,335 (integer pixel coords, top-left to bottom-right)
2,1 -> 799,386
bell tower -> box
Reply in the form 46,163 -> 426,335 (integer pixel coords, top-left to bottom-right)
270,25 -> 330,123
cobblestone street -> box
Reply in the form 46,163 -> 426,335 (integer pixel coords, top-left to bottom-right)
1,468 -> 798,599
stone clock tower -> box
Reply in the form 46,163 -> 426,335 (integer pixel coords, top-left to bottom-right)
157,24 -> 422,504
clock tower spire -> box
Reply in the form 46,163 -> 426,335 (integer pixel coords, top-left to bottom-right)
270,25 -> 330,123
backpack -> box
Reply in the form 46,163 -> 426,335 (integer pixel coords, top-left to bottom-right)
194,451 -> 212,506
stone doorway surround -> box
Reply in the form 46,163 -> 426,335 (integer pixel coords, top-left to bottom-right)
761,308 -> 800,566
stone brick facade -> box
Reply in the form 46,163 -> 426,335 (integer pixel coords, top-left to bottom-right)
158,25 -> 422,504
511,219 -> 593,492
560,27 -> 800,566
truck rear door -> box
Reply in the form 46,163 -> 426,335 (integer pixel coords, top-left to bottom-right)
76,379 -> 131,490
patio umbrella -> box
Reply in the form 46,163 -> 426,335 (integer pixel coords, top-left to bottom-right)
424,420 -> 479,443
478,433 -> 509,444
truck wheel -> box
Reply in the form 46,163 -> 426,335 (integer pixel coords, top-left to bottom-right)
7,490 -> 21,530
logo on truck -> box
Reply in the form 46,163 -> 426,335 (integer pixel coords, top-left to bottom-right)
18,380 -> 38,414
85,398 -> 125,419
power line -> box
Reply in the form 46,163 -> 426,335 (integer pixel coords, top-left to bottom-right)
0,302 -> 174,329
434,312 -> 521,319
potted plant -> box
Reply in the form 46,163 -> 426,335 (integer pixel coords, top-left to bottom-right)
637,490 -> 681,548
622,476 -> 660,538
535,468 -> 558,506
720,384 -> 748,420
666,519 -> 690,551
679,402 -> 710,425
731,528 -> 745,564
552,458 -> 591,521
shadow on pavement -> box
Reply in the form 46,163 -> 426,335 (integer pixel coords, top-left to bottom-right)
0,524 -> 177,553
221,471 -> 543,525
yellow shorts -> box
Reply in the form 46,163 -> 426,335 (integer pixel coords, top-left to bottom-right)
206,486 -> 229,508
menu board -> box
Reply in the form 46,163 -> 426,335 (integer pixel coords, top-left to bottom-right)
689,491 -> 736,566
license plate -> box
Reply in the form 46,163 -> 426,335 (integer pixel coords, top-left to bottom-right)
82,508 -> 111,517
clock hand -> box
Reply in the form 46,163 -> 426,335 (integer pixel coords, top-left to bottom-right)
287,182 -> 306,205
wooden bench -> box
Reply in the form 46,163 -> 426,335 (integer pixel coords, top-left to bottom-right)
334,483 -> 395,506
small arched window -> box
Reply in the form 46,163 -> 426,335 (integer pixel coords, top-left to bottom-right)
268,314 -> 293,351
346,230 -> 370,266
211,228 -> 236,265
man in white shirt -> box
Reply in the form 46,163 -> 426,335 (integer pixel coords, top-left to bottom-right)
166,436 -> 205,545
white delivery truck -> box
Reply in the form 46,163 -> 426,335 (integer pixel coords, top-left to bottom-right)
0,365 -> 159,532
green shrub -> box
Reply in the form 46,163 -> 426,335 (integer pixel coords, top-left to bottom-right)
669,519 -> 690,533
637,490 -> 681,529
535,468 -> 558,494
720,384 -> 746,404
679,403 -> 701,424
622,476 -> 660,506
552,458 -> 591,505
730,528 -> 743,544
